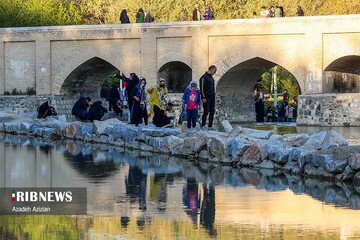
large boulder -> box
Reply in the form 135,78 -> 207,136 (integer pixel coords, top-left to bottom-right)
218,120 -> 233,133
93,118 -> 124,136
265,141 -> 292,164
226,137 -> 251,160
349,153 -> 360,171
239,144 -> 262,166
282,134 -> 309,147
229,125 -> 243,137
324,157 -> 348,173
207,136 -> 227,160
3,122 -> 21,133
242,128 -> 275,139
163,135 -> 184,154
63,122 -> 82,138
194,133 -> 208,153
336,166 -> 355,182
304,165 -> 335,179
304,131 -> 348,150
141,127 -> 181,137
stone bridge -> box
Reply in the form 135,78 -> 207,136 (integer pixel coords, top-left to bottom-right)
0,14 -> 359,125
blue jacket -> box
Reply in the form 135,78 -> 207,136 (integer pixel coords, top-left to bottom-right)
182,87 -> 202,108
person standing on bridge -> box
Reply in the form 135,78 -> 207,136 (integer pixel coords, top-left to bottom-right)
136,8 -> 145,23
260,6 -> 270,18
204,6 -> 215,20
296,5 -> 304,16
199,65 -> 217,130
120,9 -> 130,24
193,4 -> 201,21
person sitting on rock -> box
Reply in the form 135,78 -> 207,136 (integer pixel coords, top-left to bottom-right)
153,102 -> 174,127
88,100 -> 108,121
37,100 -> 57,119
72,96 -> 91,121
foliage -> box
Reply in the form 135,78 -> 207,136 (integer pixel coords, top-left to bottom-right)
0,0 -> 359,27
258,66 -> 301,103
3,87 -> 36,95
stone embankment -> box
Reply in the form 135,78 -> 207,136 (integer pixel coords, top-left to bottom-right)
1,112 -> 360,184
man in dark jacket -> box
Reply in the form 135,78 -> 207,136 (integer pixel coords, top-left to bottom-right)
88,101 -> 108,121
113,72 -> 139,114
199,65 -> 217,129
72,96 -> 91,121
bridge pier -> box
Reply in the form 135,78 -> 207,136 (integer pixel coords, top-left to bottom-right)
36,40 -> 51,95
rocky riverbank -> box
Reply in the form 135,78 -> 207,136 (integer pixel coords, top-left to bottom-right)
1,112 -> 360,184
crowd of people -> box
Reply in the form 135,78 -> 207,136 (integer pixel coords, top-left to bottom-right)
118,4 -> 305,24
36,65 -> 218,131
37,64 -> 297,128
254,88 -> 296,123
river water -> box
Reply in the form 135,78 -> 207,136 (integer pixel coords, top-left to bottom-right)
1,134 -> 360,239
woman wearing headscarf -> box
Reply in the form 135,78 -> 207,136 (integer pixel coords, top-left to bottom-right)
130,78 -> 148,126
120,9 -> 130,24
147,77 -> 168,114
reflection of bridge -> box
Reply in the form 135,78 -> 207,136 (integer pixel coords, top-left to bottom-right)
0,15 -> 359,123
2,136 -> 360,237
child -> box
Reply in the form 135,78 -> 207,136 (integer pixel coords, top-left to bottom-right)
182,80 -> 202,130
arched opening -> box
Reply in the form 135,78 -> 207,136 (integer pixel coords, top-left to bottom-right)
158,61 -> 192,93
216,57 -> 301,123
60,57 -> 119,99
324,55 -> 360,93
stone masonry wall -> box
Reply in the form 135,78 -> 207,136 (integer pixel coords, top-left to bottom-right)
297,93 -> 360,126
0,95 -> 76,120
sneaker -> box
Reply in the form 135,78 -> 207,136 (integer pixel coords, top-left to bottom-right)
201,126 -> 208,131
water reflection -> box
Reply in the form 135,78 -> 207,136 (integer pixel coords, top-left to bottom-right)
1,133 -> 360,239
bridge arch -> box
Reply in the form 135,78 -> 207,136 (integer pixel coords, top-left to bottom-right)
60,57 -> 119,98
215,57 -> 301,123
158,61 -> 192,93
323,55 -> 360,93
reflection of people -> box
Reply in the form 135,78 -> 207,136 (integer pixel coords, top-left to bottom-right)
183,178 -> 200,224
125,166 -> 147,210
37,100 -> 57,119
200,185 -> 216,237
